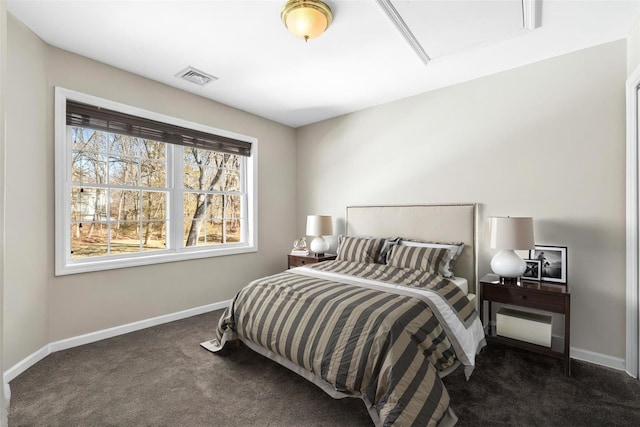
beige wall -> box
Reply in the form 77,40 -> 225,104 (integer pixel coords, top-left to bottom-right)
4,15 -> 297,368
296,41 -> 627,359
3,11 -> 634,371
5,16 -> 49,370
628,17 -> 640,76
1,0 -> 8,421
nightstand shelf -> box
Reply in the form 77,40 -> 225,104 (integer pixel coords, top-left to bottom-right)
479,274 -> 571,376
484,324 -> 565,356
288,253 -> 336,268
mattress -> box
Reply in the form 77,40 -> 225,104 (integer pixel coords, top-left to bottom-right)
449,276 -> 469,294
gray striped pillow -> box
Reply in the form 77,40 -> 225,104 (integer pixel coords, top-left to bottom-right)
337,236 -> 385,264
398,240 -> 464,278
386,244 -> 450,276
376,237 -> 400,264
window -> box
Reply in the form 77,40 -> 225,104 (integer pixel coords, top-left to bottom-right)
55,87 -> 257,275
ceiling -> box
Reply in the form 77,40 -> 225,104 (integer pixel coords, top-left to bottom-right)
7,0 -> 640,128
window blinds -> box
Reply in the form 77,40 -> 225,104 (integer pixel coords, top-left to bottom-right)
66,100 -> 252,157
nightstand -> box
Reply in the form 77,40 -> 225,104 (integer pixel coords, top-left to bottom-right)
479,274 -> 571,376
288,253 -> 336,269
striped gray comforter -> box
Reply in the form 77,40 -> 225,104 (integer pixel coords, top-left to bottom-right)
207,260 -> 482,426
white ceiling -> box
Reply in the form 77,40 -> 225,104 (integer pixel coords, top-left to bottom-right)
7,0 -> 640,128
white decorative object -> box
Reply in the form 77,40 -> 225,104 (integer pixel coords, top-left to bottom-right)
306,215 -> 333,256
487,216 -> 534,279
293,237 -> 307,250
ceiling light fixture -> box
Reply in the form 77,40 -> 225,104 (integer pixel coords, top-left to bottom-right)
281,0 -> 333,42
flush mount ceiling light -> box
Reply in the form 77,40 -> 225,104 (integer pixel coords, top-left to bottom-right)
281,0 -> 333,42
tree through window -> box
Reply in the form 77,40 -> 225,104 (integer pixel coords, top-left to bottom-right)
70,128 -> 168,258
183,148 -> 243,247
56,87 -> 256,275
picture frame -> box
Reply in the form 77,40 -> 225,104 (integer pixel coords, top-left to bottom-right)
528,245 -> 568,284
522,259 -> 541,281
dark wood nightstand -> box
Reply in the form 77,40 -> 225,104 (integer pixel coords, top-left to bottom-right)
288,253 -> 336,269
479,273 -> 571,376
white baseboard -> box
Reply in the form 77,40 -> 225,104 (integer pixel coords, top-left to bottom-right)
4,382 -> 9,406
3,344 -> 50,391
2,302 -> 627,400
3,299 -> 231,387
490,330 -> 626,372
571,347 -> 626,372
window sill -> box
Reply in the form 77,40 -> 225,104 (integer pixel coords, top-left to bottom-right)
55,244 -> 257,276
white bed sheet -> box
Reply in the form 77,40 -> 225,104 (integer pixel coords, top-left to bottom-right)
449,276 -> 468,294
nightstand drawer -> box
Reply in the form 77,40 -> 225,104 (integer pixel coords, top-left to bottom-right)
289,256 -> 312,267
482,285 -> 566,313
287,254 -> 336,269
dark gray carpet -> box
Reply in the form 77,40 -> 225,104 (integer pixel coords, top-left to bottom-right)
8,310 -> 640,426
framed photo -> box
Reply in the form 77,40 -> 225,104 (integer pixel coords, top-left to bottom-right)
522,259 -> 541,281
529,245 -> 567,284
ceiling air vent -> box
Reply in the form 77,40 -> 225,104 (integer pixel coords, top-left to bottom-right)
175,66 -> 218,86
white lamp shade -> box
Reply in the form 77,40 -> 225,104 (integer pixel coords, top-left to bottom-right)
306,215 -> 333,236
487,217 -> 534,250
306,215 -> 332,255
487,216 -> 534,279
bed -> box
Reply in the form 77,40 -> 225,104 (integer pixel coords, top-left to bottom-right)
201,204 -> 486,426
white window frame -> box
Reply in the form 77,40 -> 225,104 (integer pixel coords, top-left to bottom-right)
55,87 -> 258,276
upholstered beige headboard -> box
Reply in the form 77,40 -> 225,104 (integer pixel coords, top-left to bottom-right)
346,204 -> 478,294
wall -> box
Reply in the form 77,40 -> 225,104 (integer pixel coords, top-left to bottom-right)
0,0 -> 8,423
628,16 -> 640,76
4,15 -> 297,369
296,41 -> 627,361
4,11 -> 633,373
4,15 -> 49,371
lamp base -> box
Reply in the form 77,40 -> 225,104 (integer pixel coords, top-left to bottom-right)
499,276 -> 520,285
309,236 -> 329,256
491,249 -> 526,278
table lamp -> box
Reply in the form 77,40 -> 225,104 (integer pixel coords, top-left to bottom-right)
487,216 -> 535,282
306,215 -> 333,256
